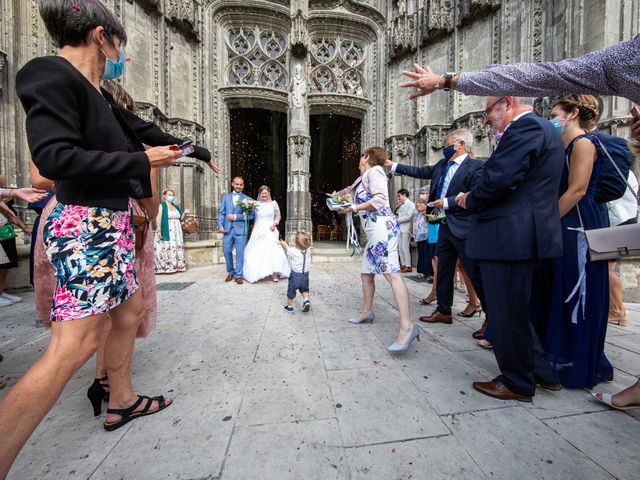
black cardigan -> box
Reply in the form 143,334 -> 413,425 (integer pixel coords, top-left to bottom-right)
16,56 -> 211,211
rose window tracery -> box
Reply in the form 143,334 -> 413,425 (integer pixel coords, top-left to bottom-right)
226,27 -> 288,90
309,37 -> 366,97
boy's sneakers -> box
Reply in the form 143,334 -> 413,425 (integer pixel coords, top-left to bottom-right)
0,296 -> 12,307
302,300 -> 311,312
284,305 -> 295,314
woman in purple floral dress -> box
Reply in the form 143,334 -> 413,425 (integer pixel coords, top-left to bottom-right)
334,147 -> 420,352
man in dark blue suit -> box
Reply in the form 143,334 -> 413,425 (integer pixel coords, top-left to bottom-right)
386,129 -> 484,324
457,96 -> 564,401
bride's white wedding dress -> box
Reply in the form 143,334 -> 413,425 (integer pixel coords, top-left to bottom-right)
243,200 -> 291,283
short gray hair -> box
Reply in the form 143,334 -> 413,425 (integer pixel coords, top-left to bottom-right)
39,0 -> 127,48
446,128 -> 474,150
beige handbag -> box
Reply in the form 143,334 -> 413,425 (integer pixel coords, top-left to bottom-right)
576,138 -> 640,261
585,223 -> 640,261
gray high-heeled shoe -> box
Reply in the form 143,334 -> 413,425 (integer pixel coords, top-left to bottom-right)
387,325 -> 420,352
347,311 -> 375,324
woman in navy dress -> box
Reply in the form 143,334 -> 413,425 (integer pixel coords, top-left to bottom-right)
535,95 -> 613,389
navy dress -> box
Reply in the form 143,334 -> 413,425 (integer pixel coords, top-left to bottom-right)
534,133 -> 613,388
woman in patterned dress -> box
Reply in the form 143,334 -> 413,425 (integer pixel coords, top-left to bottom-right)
154,189 -> 187,274
334,147 -> 420,352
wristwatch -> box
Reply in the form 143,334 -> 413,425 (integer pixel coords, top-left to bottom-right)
443,72 -> 457,91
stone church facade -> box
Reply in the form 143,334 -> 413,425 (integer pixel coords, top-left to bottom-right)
0,0 -> 638,240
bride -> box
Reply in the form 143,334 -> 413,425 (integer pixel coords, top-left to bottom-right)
243,185 -> 291,283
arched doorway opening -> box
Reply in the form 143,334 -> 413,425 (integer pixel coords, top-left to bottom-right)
229,108 -> 288,235
309,114 -> 361,238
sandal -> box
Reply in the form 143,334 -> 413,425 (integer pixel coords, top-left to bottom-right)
458,305 -> 482,318
419,295 -> 436,305
104,395 -> 172,431
591,392 -> 640,411
472,320 -> 487,340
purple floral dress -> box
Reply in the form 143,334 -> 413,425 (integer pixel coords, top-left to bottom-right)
356,183 -> 401,274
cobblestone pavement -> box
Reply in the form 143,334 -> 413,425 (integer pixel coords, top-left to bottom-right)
1,263 -> 639,479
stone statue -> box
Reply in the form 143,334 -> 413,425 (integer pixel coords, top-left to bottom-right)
290,63 -> 308,127
397,0 -> 407,14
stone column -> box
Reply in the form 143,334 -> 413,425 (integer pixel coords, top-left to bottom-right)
285,4 -> 312,240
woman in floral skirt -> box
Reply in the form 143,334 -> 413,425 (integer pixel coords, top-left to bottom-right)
334,147 -> 419,352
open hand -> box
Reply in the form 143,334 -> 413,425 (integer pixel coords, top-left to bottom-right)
400,64 -> 441,100
206,161 -> 221,174
13,188 -> 48,203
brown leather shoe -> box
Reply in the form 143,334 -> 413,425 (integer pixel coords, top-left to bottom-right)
235,278 -> 244,285
472,379 -> 532,402
419,311 -> 453,324
535,377 -> 562,392
225,274 -> 233,282
402,267 -> 413,273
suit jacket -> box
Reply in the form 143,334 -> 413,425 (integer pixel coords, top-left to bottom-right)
465,113 -> 564,260
218,192 -> 254,236
16,56 -> 211,211
396,200 -> 415,234
395,155 -> 483,239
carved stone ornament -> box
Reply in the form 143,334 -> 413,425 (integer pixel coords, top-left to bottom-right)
422,0 -> 454,42
426,125 -> 450,150
390,13 -> 417,58
290,9 -> 309,56
133,0 -> 161,13
457,0 -> 502,27
0,50 -> 6,98
389,135 -> 414,162
309,37 -> 366,97
452,111 -> 490,139
165,0 -> 200,41
225,26 -> 289,91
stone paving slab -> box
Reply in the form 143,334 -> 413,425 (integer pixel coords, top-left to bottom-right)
1,262 -> 639,479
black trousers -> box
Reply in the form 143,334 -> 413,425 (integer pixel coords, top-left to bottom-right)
478,259 -> 559,396
434,223 -> 484,315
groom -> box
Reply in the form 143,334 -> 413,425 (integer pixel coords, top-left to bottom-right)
218,176 -> 253,284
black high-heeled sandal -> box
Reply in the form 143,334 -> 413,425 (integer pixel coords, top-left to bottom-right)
104,395 -> 172,432
87,376 -> 110,416
458,305 -> 482,318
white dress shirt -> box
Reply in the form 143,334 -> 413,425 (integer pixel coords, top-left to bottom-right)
439,153 -> 468,209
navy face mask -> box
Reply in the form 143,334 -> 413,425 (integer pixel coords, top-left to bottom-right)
443,143 -> 456,161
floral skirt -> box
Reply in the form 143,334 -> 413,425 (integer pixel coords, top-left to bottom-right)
361,208 -> 401,275
43,203 -> 139,322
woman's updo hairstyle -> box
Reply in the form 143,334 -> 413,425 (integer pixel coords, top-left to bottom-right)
553,94 -> 600,130
362,147 -> 387,168
39,0 -> 127,48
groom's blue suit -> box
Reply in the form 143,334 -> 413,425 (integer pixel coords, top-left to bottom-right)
218,191 -> 254,279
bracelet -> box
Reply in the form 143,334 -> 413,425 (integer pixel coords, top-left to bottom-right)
434,74 -> 445,90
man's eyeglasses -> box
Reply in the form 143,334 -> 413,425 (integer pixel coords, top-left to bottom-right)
484,97 -> 506,117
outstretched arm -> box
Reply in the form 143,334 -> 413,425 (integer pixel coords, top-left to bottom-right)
400,37 -> 640,104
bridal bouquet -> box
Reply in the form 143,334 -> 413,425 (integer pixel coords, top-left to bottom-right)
237,198 -> 258,235
326,193 -> 354,212
326,193 -> 360,255
238,198 -> 258,214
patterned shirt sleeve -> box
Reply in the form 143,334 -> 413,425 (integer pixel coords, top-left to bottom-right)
456,36 -> 640,105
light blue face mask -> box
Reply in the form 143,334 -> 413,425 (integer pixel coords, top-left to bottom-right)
549,117 -> 565,135
102,49 -> 126,81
